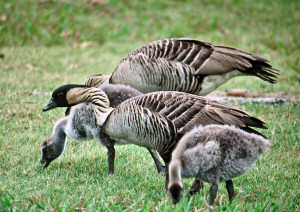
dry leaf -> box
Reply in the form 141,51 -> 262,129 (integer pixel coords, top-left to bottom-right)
226,89 -> 253,98
62,31 -> 71,38
73,42 -> 97,49
0,14 -> 7,22
26,64 -> 37,71
90,0 -> 109,5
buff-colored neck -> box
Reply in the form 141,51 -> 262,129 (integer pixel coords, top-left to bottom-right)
67,87 -> 113,126
84,74 -> 111,87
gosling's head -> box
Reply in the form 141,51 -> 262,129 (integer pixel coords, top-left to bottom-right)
168,182 -> 184,204
40,138 -> 64,169
43,84 -> 90,111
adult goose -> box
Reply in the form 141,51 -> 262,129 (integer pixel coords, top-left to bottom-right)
168,125 -> 272,206
40,84 -> 164,174
85,38 -> 279,95
43,84 -> 268,191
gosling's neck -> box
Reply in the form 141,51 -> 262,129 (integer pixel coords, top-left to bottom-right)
168,160 -> 184,204
48,117 -> 68,155
168,160 -> 183,189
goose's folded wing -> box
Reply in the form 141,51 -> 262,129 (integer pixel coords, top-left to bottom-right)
123,91 -> 267,136
117,38 -> 213,75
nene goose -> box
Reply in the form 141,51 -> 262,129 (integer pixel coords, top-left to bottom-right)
84,38 -> 279,95
43,84 -> 268,191
40,84 -> 164,174
168,125 -> 272,206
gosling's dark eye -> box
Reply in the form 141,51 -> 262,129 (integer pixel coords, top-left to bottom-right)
57,92 -> 64,98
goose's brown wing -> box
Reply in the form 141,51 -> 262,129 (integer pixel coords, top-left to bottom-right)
124,91 -> 267,135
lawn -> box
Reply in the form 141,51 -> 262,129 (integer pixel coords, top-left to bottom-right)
0,0 -> 299,211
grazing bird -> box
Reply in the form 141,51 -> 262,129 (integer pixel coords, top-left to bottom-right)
168,125 -> 272,206
40,84 -> 164,174
84,38 -> 279,95
43,84 -> 268,191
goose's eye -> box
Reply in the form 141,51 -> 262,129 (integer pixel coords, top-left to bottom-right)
57,92 -> 64,99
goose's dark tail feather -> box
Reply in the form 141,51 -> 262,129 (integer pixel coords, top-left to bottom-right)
215,46 -> 280,83
242,127 -> 268,139
247,55 -> 279,84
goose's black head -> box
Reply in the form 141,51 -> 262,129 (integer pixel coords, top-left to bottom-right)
43,84 -> 90,111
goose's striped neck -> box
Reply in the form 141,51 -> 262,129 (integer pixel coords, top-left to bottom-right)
84,74 -> 111,87
69,87 -> 113,125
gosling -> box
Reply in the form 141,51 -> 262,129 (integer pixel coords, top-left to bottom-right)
168,124 -> 272,206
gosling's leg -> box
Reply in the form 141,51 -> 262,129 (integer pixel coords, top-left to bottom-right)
107,145 -> 115,175
147,148 -> 165,174
209,183 -> 218,206
189,179 -> 204,195
225,180 -> 234,203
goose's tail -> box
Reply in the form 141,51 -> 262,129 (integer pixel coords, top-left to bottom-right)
215,46 -> 280,83
245,54 -> 279,84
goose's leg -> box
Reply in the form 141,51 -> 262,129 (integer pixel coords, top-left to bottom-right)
106,145 -> 115,175
189,179 -> 204,195
209,183 -> 218,206
100,134 -> 116,175
147,148 -> 165,174
225,180 -> 234,203
160,153 -> 172,190
65,107 -> 71,116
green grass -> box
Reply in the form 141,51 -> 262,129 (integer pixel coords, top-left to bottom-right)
0,0 -> 299,211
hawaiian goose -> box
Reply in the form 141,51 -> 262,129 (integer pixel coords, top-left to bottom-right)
85,38 -> 279,95
40,84 -> 164,174
168,125 -> 272,206
43,84 -> 268,191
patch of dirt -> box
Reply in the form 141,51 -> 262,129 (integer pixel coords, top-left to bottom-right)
207,89 -> 299,105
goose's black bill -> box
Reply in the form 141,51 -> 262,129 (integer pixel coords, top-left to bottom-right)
43,98 -> 57,111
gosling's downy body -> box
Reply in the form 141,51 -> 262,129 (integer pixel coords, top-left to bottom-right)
168,125 -> 272,205
43,84 -> 268,192
85,38 -> 279,95
40,84 -> 164,174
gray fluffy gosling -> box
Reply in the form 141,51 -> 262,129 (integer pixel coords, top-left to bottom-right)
168,124 -> 272,206
40,84 -> 164,174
